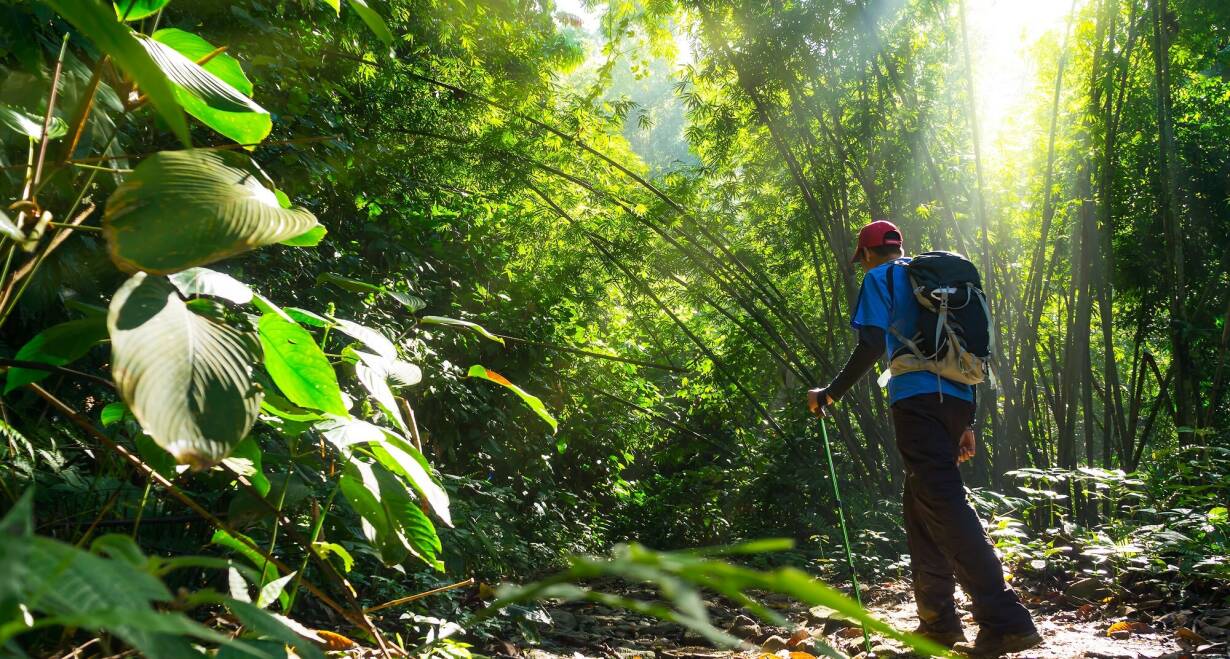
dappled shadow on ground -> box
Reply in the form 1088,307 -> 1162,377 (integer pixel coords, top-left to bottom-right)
480,579 -> 1225,658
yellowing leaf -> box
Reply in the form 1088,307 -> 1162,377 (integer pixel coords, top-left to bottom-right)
316,629 -> 355,650
466,365 -> 557,433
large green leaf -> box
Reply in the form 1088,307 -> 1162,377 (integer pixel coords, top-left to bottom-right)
351,349 -> 406,431
108,273 -> 262,468
258,314 -> 348,416
330,316 -> 397,359
339,460 -> 406,566
280,224 -> 327,247
316,272 -> 382,295
318,419 -> 450,527
467,365 -> 557,433
151,28 -> 253,95
138,34 -> 270,144
339,460 -> 441,569
43,0 -> 190,145
4,316 -> 108,393
210,530 -> 280,596
255,571 -> 296,609
218,597 -> 325,659
354,347 -> 421,387
104,150 -> 319,274
284,307 -> 330,327
114,0 -> 169,21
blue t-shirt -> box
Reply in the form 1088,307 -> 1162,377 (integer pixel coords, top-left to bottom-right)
851,258 -> 973,404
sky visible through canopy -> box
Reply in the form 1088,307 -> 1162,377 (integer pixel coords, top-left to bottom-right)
555,0 -> 1074,167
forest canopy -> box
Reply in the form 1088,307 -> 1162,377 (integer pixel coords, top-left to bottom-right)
0,0 -> 1227,656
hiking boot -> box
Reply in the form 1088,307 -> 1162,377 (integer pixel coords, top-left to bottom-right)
951,628 -> 1043,657
911,623 -> 966,648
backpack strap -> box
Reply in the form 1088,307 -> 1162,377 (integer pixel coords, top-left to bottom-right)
972,283 -> 999,390
888,325 -> 930,360
971,283 -> 995,357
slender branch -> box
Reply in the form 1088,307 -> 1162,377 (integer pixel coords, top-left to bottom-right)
497,333 -> 691,373
0,202 -> 96,322
0,135 -> 343,172
0,358 -> 113,389
32,34 -> 70,196
62,55 -> 108,163
364,578 -> 475,614
26,383 -> 368,636
588,385 -> 737,457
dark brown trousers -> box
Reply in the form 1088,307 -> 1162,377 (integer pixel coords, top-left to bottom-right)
892,394 -> 1035,634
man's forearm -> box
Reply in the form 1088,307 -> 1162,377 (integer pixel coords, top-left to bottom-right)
825,326 -> 886,402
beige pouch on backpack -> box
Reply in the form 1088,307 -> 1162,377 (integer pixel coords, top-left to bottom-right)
887,325 -> 987,386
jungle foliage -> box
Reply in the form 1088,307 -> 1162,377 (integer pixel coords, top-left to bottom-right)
0,0 -> 1227,655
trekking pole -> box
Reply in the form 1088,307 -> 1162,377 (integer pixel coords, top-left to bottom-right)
818,415 -> 873,655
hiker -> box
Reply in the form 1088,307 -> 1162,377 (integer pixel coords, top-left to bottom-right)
806,220 -> 1041,657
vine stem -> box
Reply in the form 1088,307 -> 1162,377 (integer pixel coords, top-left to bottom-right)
0,357 -> 114,389
258,460 -> 295,591
284,481 -> 341,614
130,478 -> 154,538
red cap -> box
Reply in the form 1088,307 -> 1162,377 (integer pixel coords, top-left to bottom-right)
851,220 -> 903,263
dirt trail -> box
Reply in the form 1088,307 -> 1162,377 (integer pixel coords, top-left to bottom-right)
482,580 -> 1215,659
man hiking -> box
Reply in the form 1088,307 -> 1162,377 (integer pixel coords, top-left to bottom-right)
807,220 -> 1041,657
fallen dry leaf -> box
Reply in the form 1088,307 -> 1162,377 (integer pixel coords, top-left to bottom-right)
837,627 -> 865,639
1177,627 -> 1208,645
786,628 -> 811,649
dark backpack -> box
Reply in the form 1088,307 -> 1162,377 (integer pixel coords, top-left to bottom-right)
886,251 -> 994,385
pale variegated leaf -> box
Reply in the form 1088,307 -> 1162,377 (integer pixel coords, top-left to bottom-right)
108,273 -> 262,468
